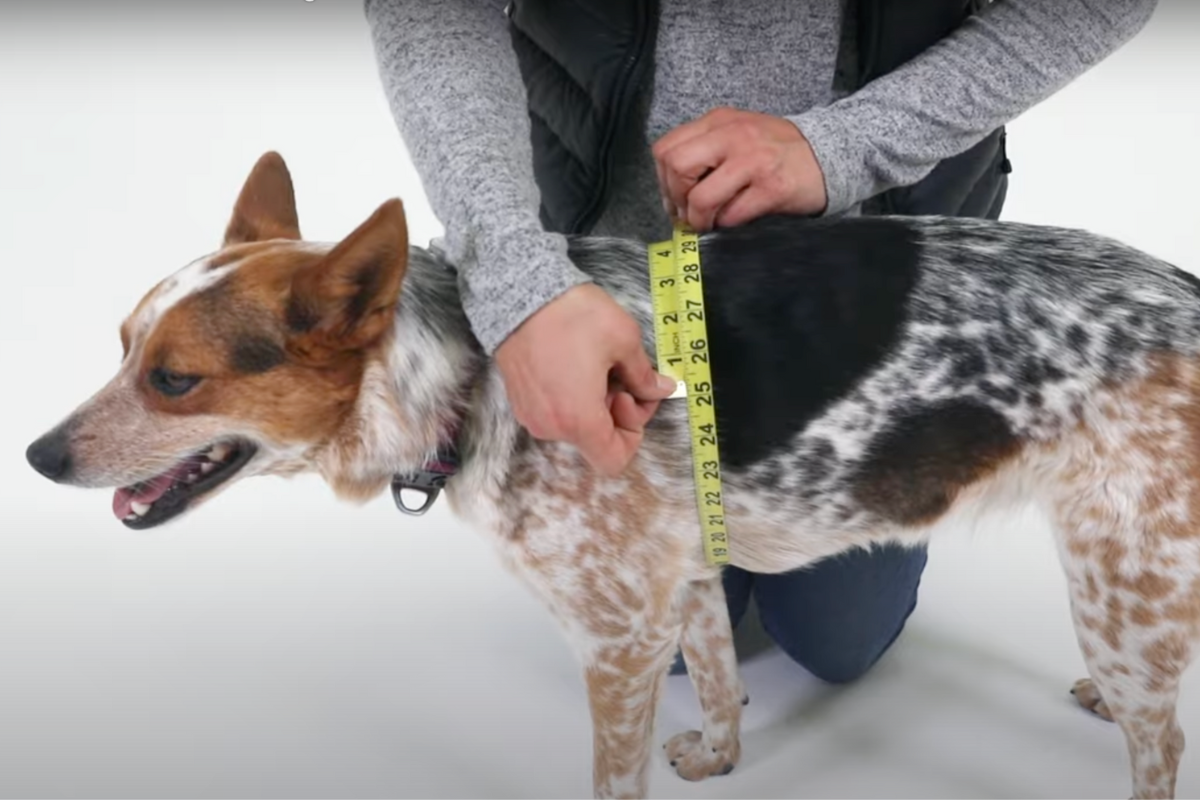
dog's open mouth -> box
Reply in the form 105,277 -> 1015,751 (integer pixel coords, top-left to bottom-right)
113,440 -> 257,529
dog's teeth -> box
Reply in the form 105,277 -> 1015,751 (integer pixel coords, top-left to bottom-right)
125,514 -> 139,521
208,443 -> 231,463
130,501 -> 151,516
185,473 -> 198,483
200,462 -> 215,475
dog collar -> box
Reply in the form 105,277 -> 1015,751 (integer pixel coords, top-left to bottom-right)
391,436 -> 461,516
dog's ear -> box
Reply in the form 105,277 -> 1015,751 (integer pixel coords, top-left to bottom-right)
285,199 -> 409,357
224,151 -> 302,245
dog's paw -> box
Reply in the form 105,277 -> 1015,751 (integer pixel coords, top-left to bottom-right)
663,730 -> 740,782
1071,678 -> 1115,722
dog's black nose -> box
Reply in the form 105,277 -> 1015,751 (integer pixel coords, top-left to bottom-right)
26,427 -> 72,482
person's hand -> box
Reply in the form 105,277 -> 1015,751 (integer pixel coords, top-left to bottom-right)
652,107 -> 828,231
494,283 -> 678,476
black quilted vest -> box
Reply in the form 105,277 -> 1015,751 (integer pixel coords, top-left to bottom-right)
506,0 -> 1011,234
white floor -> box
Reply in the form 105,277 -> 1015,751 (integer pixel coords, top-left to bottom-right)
2,3 -> 1199,798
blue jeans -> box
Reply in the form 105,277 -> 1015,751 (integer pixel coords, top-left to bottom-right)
672,543 -> 929,684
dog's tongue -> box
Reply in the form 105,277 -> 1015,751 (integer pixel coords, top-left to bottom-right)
112,462 -> 191,520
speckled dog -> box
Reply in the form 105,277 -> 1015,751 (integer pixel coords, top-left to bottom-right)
26,152 -> 1200,799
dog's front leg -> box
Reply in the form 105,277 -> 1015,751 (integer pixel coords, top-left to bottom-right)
665,575 -> 744,781
582,627 -> 680,799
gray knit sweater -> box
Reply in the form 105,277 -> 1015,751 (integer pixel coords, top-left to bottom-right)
364,0 -> 1156,355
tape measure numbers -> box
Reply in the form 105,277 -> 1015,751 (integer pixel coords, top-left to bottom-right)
648,224 -> 731,566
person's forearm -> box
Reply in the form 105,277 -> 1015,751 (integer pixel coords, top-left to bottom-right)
789,0 -> 1158,215
364,0 -> 590,353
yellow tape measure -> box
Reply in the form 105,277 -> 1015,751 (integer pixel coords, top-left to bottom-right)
648,224 -> 731,566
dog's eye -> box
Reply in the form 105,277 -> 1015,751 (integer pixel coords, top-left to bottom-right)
149,368 -> 202,397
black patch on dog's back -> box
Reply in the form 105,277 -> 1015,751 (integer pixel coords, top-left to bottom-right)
698,214 -> 922,468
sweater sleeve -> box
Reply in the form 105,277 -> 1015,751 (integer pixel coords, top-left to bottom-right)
788,0 -> 1158,216
364,0 -> 592,354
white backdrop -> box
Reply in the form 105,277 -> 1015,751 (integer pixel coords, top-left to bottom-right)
2,2 -> 1199,797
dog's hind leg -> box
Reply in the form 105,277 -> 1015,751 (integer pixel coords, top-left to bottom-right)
1047,374 -> 1200,799
1053,514 -> 1198,800
664,575 -> 744,781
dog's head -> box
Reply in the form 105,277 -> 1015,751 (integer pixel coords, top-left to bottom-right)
25,152 -> 410,529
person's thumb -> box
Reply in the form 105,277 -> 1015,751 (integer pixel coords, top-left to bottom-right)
614,344 -> 677,401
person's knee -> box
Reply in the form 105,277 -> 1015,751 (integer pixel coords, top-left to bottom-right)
754,547 -> 928,684
759,593 -> 915,683
795,642 -> 892,685
765,592 -> 919,684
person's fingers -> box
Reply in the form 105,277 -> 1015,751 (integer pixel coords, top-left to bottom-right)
654,153 -> 672,218
611,390 -> 660,434
572,401 -> 635,476
656,125 -> 737,219
683,157 -> 756,231
652,109 -> 724,163
611,341 -> 677,402
493,283 -> 671,476
654,119 -> 711,220
713,183 -> 782,229
652,106 -> 739,159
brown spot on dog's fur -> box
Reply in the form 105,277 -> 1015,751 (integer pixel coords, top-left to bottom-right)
1095,538 -> 1128,576
1130,603 -> 1161,627
1133,572 -> 1177,602
1139,706 -> 1172,725
1164,600 -> 1200,627
1143,633 -> 1191,691
1104,594 -> 1126,650
491,434 -> 545,542
1159,576 -> 1200,629
850,398 -> 1022,526
1068,538 -> 1094,559
1086,537 -> 1177,602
